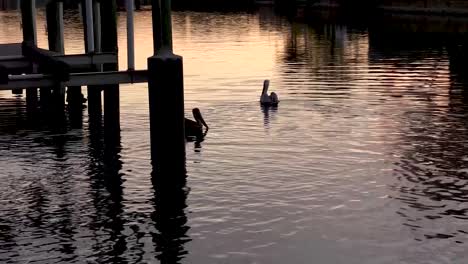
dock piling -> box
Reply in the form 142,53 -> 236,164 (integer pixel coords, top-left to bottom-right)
85,0 -> 95,53
127,0 -> 135,70
46,1 -> 64,54
21,0 -> 38,110
101,0 -> 121,142
88,0 -> 103,117
45,1 -> 66,112
20,0 -> 37,44
148,0 -> 186,171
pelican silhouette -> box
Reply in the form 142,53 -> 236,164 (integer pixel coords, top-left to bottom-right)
260,80 -> 279,106
185,108 -> 208,139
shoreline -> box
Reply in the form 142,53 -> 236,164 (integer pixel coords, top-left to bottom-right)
258,1 -> 468,17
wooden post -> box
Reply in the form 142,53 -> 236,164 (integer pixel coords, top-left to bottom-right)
21,0 -> 38,111
20,0 -> 37,44
127,0 -> 135,70
46,1 -> 64,53
101,0 -> 120,142
148,0 -> 186,171
93,1 -> 102,55
88,0 -> 103,117
45,1 -> 66,112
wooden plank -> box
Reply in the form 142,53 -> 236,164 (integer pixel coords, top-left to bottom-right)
0,53 -> 117,70
0,70 -> 148,90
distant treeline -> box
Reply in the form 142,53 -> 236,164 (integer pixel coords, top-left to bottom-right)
274,0 -> 468,12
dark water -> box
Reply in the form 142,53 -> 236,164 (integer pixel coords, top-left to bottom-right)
1,7 -> 468,264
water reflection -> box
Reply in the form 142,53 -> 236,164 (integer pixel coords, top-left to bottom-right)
362,14 -> 468,241
151,168 -> 191,264
84,100 -> 128,263
391,91 -> 468,241
0,95 -> 86,263
261,105 -> 278,130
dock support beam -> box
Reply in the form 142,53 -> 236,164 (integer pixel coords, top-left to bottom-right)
21,0 -> 38,111
148,0 -> 186,172
85,0 -> 95,53
88,0 -> 103,117
46,0 -> 66,114
101,0 -> 120,142
127,0 -> 135,70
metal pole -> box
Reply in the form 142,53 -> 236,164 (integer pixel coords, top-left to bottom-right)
101,0 -> 120,141
58,1 -> 64,54
21,0 -> 38,110
93,1 -> 102,53
31,0 -> 37,45
88,1 -> 103,120
160,0 -> 172,52
85,0 -> 95,53
45,0 -> 66,111
151,0 -> 163,54
127,0 -> 135,70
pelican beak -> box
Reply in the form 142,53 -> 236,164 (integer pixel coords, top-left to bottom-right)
193,108 -> 209,129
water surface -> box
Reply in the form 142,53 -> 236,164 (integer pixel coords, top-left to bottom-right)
0,7 -> 468,264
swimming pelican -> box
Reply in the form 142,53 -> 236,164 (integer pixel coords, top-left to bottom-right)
260,79 -> 279,106
185,108 -> 208,139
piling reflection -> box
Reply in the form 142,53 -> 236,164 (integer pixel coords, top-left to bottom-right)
150,164 -> 191,264
86,100 -> 127,263
0,92 -> 86,262
273,17 -> 360,99
261,105 -> 277,130
0,97 -> 26,133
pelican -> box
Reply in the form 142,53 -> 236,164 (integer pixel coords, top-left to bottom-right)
185,108 -> 208,139
260,79 -> 279,106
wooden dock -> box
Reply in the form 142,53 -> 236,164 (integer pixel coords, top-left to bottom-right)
0,42 -> 147,90
0,0 -> 187,172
